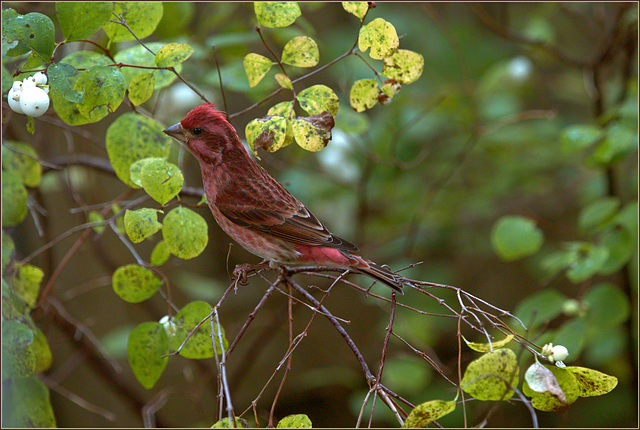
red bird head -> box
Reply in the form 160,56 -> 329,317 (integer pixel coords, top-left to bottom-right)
163,103 -> 243,165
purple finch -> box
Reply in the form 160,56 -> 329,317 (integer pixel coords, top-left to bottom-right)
164,104 -> 408,292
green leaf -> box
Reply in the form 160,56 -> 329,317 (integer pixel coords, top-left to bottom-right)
114,42 -> 181,90
565,366 -> 618,397
2,9 -> 55,61
350,79 -> 379,112
358,17 -> 399,60
56,2 -> 113,41
491,216 -> 544,261
599,226 -> 635,274
103,2 -> 163,42
297,84 -> 339,116
560,124 -> 604,153
2,280 -> 27,320
342,2 -> 369,20
11,264 -> 44,309
162,207 -> 208,259
105,112 -> 172,187
246,115 -> 293,154
292,114 -> 334,152
128,72 -> 155,106
276,414 -> 312,428
2,320 -> 36,379
513,289 -> 567,330
282,36 -> 319,67
124,208 -> 163,243
112,264 -> 161,303
2,170 -> 28,227
565,243 -> 609,283
578,197 -> 620,233
150,240 -> 170,266
74,66 -> 126,122
47,62 -> 84,103
587,122 -> 638,167
31,327 -> 52,374
2,141 -> 42,187
140,158 -> 184,205
382,49 -> 424,84
583,283 -> 630,329
553,318 -> 586,359
1,375 -> 57,427
167,301 -> 227,359
128,322 -> 169,389
243,53 -> 275,88
402,398 -> 456,428
461,348 -> 519,401
523,365 -> 580,412
155,42 -> 194,67
254,2 -> 301,28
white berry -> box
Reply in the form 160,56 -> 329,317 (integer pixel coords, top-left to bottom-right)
20,86 -> 50,117
8,93 -> 24,114
11,81 -> 23,92
32,71 -> 47,85
22,76 -> 37,89
550,345 -> 569,362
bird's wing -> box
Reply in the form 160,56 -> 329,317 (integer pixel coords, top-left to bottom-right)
215,170 -> 358,252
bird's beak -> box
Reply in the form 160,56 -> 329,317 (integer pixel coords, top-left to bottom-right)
163,123 -> 186,143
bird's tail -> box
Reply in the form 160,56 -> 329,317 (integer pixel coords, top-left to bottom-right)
350,259 -> 409,294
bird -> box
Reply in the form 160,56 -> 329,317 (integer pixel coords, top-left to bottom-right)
163,103 -> 409,292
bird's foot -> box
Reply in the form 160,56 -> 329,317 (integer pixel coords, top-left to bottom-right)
232,260 -> 271,285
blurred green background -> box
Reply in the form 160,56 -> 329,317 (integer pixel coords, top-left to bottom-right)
3,2 -> 637,427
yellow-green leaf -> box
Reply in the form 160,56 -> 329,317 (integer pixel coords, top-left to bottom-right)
124,208 -> 163,243
277,414 -> 312,428
140,158 -> 184,205
282,36 -> 319,67
105,112 -> 172,188
297,84 -> 339,116
275,73 -> 292,89
350,79 -> 379,112
268,101 -> 295,118
162,207 -> 208,259
243,53 -> 275,88
150,240 -> 171,266
254,2 -> 301,28
128,72 -> 155,106
114,43 -> 180,89
292,114 -> 334,152
342,2 -> 369,20
2,171 -> 28,227
382,49 -> 424,84
155,42 -> 194,67
523,364 -> 580,412
2,375 -> 57,427
2,142 -> 41,188
103,2 -> 163,42
56,2 -> 113,41
463,334 -> 514,352
128,322 -> 169,389
112,264 -> 161,303
565,366 -> 618,397
11,264 -> 43,309
461,348 -> 519,401
402,398 -> 456,428
358,17 -> 399,60
245,115 -> 293,154
167,301 -> 227,359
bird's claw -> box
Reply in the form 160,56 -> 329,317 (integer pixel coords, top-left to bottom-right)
232,260 -> 271,285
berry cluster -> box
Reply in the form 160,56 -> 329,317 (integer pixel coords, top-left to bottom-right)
7,72 -> 50,117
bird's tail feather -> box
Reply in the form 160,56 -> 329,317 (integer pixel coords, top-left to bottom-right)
352,262 -> 407,293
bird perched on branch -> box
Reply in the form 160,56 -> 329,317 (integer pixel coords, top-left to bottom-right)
164,104 -> 410,292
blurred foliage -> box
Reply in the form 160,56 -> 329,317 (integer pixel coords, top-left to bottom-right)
2,2 -> 637,428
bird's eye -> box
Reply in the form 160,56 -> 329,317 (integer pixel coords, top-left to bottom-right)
192,127 -> 202,135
